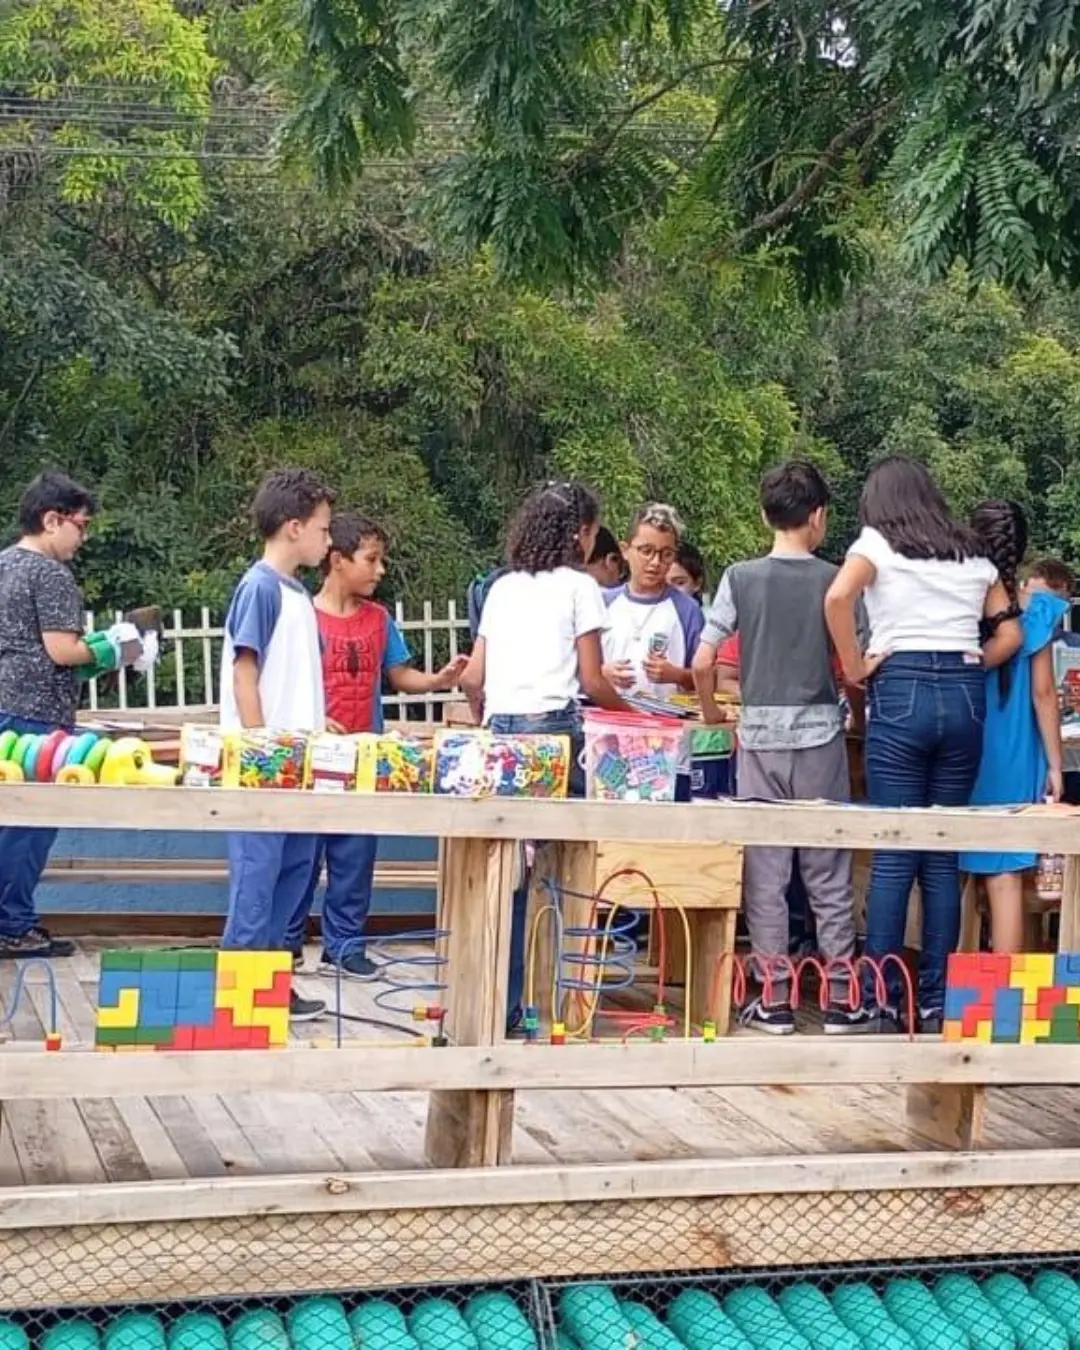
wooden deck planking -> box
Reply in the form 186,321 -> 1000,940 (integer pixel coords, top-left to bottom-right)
5,938 -> 1080,1187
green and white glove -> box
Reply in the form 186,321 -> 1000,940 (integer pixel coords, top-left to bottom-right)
75,622 -> 141,681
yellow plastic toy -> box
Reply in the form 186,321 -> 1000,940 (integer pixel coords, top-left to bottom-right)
0,761 -> 24,783
98,737 -> 179,787
56,764 -> 95,785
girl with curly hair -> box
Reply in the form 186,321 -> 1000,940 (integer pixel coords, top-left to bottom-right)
461,480 -> 628,1028
960,500 -> 1067,952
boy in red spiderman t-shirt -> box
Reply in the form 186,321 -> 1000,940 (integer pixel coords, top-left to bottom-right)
284,512 -> 466,977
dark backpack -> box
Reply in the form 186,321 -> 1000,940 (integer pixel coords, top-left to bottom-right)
466,566 -> 510,641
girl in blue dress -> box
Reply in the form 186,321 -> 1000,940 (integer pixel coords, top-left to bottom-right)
961,500 -> 1067,952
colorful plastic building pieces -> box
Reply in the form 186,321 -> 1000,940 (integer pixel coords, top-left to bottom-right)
95,948 -> 291,1051
943,952 -> 1080,1044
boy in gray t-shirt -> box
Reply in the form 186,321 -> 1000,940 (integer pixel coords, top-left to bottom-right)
0,472 -> 98,960
693,461 -> 863,1035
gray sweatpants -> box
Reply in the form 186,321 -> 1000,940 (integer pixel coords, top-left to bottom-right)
737,736 -> 855,1000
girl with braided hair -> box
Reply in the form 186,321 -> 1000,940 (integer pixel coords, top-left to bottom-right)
461,480 -> 629,1029
960,500 -> 1067,952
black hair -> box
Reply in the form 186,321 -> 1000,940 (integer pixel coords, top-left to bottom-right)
18,471 -> 97,535
322,511 -> 388,575
859,456 -> 978,561
252,467 -> 335,540
760,461 -> 830,530
971,499 -> 1028,706
1028,557 -> 1075,595
506,480 -> 600,574
589,526 -> 620,563
674,540 -> 706,587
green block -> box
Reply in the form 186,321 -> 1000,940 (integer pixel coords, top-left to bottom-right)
94,1026 -> 139,1047
139,950 -> 184,971
99,950 -> 144,972
178,949 -> 218,970
1048,1022 -> 1080,1043
134,1024 -> 175,1045
1050,1002 -> 1077,1024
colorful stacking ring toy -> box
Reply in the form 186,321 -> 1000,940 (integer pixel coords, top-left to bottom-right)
0,761 -> 24,782
56,764 -> 95,785
35,729 -> 68,783
0,730 -> 17,762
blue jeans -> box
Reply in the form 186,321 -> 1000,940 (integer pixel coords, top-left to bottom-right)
488,707 -> 584,1020
0,713 -> 62,937
864,653 -> 986,1014
283,833 -> 379,959
223,832 -> 318,950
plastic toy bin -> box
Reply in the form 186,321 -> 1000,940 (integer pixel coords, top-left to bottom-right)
583,709 -> 686,802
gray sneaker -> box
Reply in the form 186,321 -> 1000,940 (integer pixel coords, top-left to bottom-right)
289,991 -> 326,1021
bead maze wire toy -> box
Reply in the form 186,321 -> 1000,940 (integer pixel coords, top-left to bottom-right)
0,958 -> 61,1049
524,866 -> 917,1041
317,931 -> 450,1047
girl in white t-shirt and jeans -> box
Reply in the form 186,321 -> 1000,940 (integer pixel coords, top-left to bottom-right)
462,481 -> 628,1028
826,457 -> 1022,1033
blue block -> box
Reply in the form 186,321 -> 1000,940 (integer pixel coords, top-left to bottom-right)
1054,953 -> 1080,988
991,985 -> 1024,1038
175,969 -> 215,1025
136,969 -> 180,1026
98,969 -> 137,1009
944,985 -> 980,1020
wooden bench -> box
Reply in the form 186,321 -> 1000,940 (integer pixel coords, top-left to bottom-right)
42,856 -> 438,889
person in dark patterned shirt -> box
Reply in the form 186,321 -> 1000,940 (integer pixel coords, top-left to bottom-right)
0,471 -> 97,959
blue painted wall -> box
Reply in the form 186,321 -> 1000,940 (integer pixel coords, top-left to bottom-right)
41,830 -> 438,918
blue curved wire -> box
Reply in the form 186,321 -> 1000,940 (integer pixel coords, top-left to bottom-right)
0,958 -> 59,1038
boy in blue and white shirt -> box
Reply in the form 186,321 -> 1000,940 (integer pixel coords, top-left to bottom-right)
602,504 -> 704,698
220,467 -> 334,1021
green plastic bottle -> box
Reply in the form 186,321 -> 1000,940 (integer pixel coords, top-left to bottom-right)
776,1284 -> 862,1350
559,1286 -> 634,1350
883,1278 -> 970,1350
622,1301 -> 685,1350
409,1300 -> 479,1350
464,1292 -> 537,1350
168,1313 -> 227,1350
288,1299 -> 352,1350
0,1323 -> 30,1350
229,1309 -> 290,1350
349,1301 -> 422,1350
1031,1272 -> 1080,1350
935,1274 -> 1017,1350
724,1287 -> 811,1350
983,1274 -> 1069,1350
43,1322 -> 99,1350
667,1289 -> 754,1350
832,1283 -> 918,1350
105,1313 -> 167,1350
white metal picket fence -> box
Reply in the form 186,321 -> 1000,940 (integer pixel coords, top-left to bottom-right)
84,600 -> 470,722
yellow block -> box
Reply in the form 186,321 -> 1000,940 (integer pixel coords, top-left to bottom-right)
1066,988 -> 1080,1005
970,1018 -> 993,1043
248,1005 -> 289,1046
1008,953 -> 1056,1002
943,1020 -> 965,1043
1020,1016 -> 1051,1044
97,986 -> 139,1030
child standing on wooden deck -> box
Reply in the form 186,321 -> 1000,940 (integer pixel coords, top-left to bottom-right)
283,511 -> 465,978
692,461 -> 863,1035
219,467 -> 334,1021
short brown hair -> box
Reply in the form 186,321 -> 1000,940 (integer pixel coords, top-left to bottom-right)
252,468 -> 334,540
1028,557 -> 1075,595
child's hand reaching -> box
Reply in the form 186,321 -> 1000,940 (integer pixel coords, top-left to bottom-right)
434,653 -> 469,690
602,660 -> 635,690
1046,767 -> 1065,804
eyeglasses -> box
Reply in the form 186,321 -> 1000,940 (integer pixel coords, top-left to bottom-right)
630,543 -> 676,564
63,515 -> 92,538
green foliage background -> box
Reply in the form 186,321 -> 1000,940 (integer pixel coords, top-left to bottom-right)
6,0 -> 1080,618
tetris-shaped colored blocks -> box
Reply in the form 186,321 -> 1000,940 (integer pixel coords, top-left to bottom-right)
95,948 -> 291,1052
943,952 -> 1080,1044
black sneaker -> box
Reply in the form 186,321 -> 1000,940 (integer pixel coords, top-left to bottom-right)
290,949 -> 305,973
917,1008 -> 944,1035
738,995 -> 795,1035
823,1002 -> 876,1035
288,991 -> 326,1021
0,927 -> 75,960
866,1004 -> 908,1034
319,949 -> 377,978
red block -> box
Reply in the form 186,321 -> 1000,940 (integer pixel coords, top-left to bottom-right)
961,1001 -> 992,1037
191,1022 -> 220,1050
248,1024 -> 270,1049
253,968 -> 291,1008
1037,985 -> 1068,1020
163,1025 -> 196,1051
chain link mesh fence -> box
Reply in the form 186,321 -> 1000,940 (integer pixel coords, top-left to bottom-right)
6,1183 -> 1080,1336
6,1252 -> 1080,1350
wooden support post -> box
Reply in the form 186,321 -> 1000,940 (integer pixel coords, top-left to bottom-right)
906,1081 -> 986,1151
1059,855 -> 1080,952
424,836 -> 517,1167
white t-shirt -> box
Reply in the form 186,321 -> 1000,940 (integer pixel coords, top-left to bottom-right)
602,584 -> 705,697
849,526 -> 998,655
219,562 -> 326,732
479,567 -> 608,716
